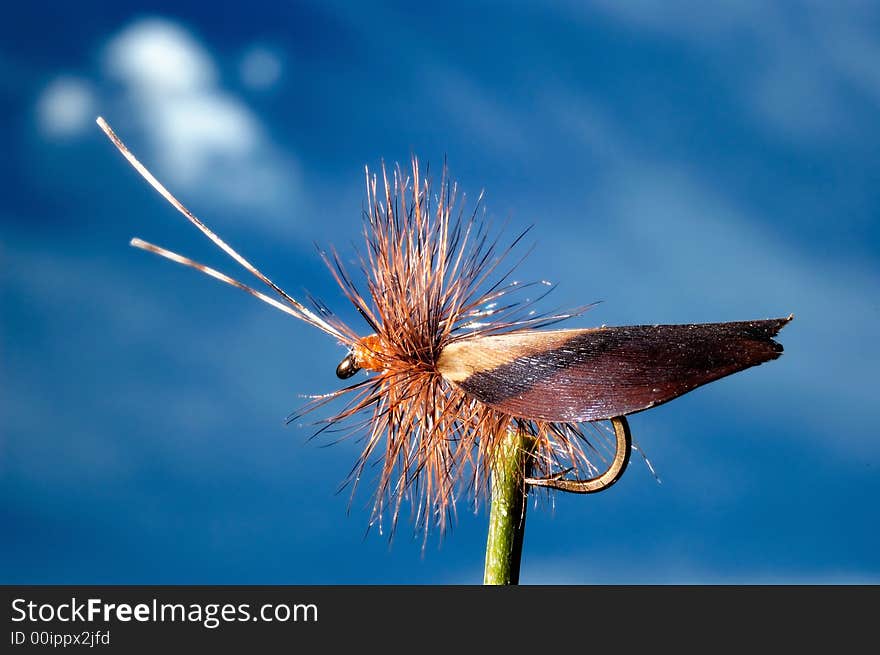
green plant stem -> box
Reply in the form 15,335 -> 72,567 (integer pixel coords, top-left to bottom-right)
483,430 -> 532,585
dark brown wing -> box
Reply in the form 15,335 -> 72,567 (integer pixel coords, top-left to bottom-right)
436,316 -> 792,422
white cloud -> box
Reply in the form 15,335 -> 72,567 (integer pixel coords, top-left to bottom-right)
428,67 -> 529,156
580,1 -> 880,143
141,93 -> 259,185
99,18 -> 299,222
103,19 -> 217,94
239,45 -> 283,90
583,0 -> 765,42
36,76 -> 95,138
809,3 -> 880,107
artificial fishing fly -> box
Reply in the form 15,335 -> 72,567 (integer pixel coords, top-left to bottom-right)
97,117 -> 791,533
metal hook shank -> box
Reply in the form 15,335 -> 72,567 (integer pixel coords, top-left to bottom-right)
525,416 -> 632,494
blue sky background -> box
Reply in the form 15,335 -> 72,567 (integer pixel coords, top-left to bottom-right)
2,1 -> 878,584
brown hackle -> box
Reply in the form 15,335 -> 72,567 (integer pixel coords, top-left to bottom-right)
97,117 -> 614,539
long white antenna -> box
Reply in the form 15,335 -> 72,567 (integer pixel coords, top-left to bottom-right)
130,238 -> 316,321
96,116 -> 345,340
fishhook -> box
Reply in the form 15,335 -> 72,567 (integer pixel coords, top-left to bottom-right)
525,415 -> 632,493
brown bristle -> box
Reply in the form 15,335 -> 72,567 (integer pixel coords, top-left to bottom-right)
298,159 -> 609,536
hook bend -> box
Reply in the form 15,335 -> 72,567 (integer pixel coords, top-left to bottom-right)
525,415 -> 632,494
